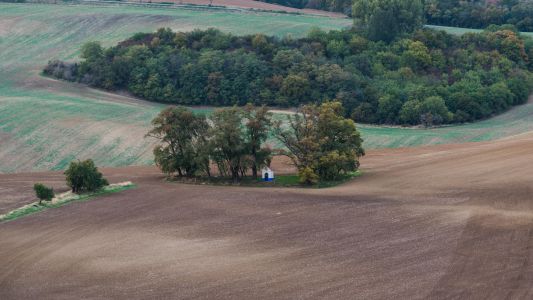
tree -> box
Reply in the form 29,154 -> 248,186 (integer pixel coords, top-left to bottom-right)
209,107 -> 248,181
274,101 -> 364,183
377,95 -> 402,124
280,74 -> 310,106
64,159 -> 109,194
399,99 -> 421,125
34,183 -> 54,205
243,104 -> 273,179
353,0 -> 424,42
401,40 -> 432,71
147,106 -> 211,177
419,96 -> 452,125
80,41 -> 104,63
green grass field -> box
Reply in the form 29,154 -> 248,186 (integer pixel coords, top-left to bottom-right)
427,25 -> 533,38
0,3 -> 350,172
0,3 -> 532,173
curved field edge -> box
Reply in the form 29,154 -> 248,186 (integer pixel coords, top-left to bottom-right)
1,3 -> 533,173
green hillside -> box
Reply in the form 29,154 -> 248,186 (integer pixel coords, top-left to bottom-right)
0,3 -> 532,172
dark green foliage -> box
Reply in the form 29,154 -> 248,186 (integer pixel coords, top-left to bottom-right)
352,0 -> 425,42
209,107 -> 249,181
149,105 -> 272,182
47,27 -> 533,126
64,159 -> 109,194
33,183 -> 54,205
425,0 -> 533,32
147,106 -> 211,177
274,101 -> 364,182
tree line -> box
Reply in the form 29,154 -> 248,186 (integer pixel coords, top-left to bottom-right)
260,0 -> 533,32
147,102 -> 364,184
45,24 -> 533,126
425,0 -> 533,32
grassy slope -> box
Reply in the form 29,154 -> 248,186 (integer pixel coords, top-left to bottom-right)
0,3 -> 350,173
1,3 -> 532,172
427,25 -> 533,38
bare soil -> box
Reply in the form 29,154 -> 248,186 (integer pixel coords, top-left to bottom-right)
2,132 -> 533,298
151,0 -> 347,17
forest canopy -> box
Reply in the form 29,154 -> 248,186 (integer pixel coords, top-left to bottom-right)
44,26 -> 533,126
261,0 -> 533,32
425,0 -> 533,32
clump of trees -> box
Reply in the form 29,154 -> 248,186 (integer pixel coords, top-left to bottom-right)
45,21 -> 533,126
64,159 -> 109,193
352,0 -> 425,42
274,101 -> 364,183
33,159 -> 109,204
34,183 -> 55,205
148,105 -> 273,182
147,107 -> 211,178
425,0 -> 533,32
149,102 -> 363,185
261,0 -> 533,32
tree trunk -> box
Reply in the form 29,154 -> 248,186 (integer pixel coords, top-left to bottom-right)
252,164 -> 257,179
251,147 -> 258,179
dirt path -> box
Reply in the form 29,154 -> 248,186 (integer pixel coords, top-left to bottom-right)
2,132 -> 533,298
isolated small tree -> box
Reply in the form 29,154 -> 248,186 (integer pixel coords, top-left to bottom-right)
34,183 -> 55,205
64,159 -> 108,194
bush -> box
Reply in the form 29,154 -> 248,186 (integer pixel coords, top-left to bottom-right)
43,60 -> 78,81
34,183 -> 54,205
298,167 -> 319,185
64,159 -> 109,194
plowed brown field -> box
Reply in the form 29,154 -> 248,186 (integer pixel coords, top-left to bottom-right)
150,0 -> 346,17
2,132 -> 533,299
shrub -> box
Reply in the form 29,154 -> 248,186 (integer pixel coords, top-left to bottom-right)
298,167 -> 319,185
64,159 -> 108,194
34,183 -> 54,205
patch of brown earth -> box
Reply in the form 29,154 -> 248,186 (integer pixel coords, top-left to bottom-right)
2,132 -> 533,298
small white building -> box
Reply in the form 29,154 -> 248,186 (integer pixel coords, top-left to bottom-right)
261,167 -> 274,182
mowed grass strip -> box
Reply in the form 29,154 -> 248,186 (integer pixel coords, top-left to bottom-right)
0,183 -> 136,222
